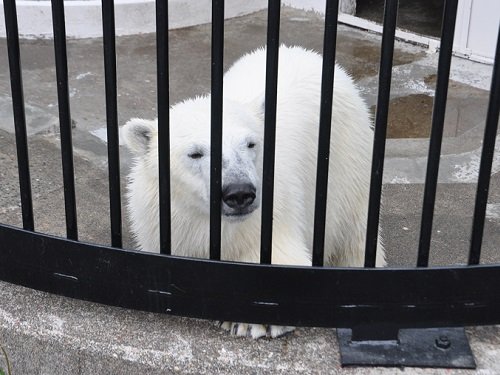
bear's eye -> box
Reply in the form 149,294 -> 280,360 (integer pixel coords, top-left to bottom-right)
247,142 -> 256,149
188,152 -> 204,159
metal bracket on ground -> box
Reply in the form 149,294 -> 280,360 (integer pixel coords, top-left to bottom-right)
337,326 -> 476,369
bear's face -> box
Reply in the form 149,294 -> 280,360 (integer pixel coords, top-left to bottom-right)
122,97 -> 263,222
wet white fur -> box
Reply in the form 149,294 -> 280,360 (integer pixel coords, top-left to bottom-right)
122,46 -> 385,337
122,45 -> 385,267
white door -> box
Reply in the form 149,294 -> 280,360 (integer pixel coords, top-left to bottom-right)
454,0 -> 500,64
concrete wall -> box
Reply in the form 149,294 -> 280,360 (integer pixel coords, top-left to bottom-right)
283,0 -> 356,15
0,0 -> 358,39
0,0 -> 268,39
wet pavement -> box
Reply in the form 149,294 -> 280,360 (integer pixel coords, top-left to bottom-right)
0,5 -> 499,374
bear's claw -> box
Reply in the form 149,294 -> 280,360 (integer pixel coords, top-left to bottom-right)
217,321 -> 295,339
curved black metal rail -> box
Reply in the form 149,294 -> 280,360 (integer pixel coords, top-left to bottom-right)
0,224 -> 499,329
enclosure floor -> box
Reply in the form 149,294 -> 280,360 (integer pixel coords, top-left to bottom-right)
0,5 -> 499,374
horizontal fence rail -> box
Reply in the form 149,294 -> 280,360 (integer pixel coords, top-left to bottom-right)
0,0 -> 499,336
0,224 -> 500,328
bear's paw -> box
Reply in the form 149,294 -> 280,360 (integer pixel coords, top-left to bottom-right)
217,321 -> 295,339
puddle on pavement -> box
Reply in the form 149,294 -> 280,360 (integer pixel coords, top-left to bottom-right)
336,33 -> 425,80
379,75 -> 489,139
375,94 -> 433,138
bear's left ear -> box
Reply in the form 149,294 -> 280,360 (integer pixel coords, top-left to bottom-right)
121,118 -> 157,155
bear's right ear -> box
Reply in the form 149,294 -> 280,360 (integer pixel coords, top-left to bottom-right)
249,92 -> 265,121
121,118 -> 157,155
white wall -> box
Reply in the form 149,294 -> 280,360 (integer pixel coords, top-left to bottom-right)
0,0 -> 267,39
283,0 -> 356,15
0,0 -> 360,39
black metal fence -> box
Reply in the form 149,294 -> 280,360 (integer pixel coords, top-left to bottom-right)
1,0 -> 499,368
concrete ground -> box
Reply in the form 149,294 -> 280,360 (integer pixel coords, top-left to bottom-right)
0,6 -> 499,374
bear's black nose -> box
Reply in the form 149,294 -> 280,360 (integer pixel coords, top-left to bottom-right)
222,183 -> 256,210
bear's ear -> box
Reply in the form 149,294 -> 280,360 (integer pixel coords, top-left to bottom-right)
121,118 -> 157,155
249,92 -> 265,121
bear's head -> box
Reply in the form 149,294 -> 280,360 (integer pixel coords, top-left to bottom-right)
121,96 -> 264,223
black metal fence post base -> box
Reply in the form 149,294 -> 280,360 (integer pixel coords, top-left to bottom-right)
337,326 -> 476,369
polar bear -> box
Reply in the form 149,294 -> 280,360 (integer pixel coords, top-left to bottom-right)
122,46 -> 385,339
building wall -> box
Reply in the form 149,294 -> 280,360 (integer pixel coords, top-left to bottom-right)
284,0 -> 356,15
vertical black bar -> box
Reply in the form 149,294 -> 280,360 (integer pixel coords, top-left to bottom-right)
3,0 -> 34,231
417,0 -> 458,267
156,0 -> 171,255
260,0 -> 281,265
101,0 -> 122,248
210,0 -> 224,260
363,0 -> 398,268
51,0 -> 78,240
311,0 -> 339,267
468,26 -> 500,265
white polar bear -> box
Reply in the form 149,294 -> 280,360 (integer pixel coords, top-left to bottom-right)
122,46 -> 385,339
